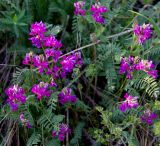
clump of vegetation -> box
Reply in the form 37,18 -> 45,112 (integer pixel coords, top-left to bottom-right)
0,0 -> 160,146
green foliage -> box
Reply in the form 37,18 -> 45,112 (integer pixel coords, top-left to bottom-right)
132,75 -> 159,97
153,122 -> 160,136
45,139 -> 61,146
70,122 -> 85,145
0,0 -> 160,146
47,93 -> 59,111
27,133 -> 41,146
38,110 -> 64,131
153,101 -> 160,111
12,67 -> 33,84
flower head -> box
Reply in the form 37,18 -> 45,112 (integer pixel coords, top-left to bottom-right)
32,55 -> 49,73
133,23 -> 152,44
141,110 -> 157,125
52,123 -> 71,141
44,49 -> 62,62
29,33 -> 45,48
59,88 -> 77,105
92,13 -> 105,24
29,21 -> 46,36
31,82 -> 51,100
44,36 -> 62,48
135,60 -> 158,78
119,56 -> 158,79
60,52 -> 82,77
119,93 -> 139,112
74,1 -> 86,16
5,85 -> 26,111
29,21 -> 46,48
22,52 -> 35,65
20,113 -> 32,128
90,2 -> 108,24
119,56 -> 135,79
90,2 -> 108,13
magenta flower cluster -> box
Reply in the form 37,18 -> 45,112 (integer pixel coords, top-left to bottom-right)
60,52 -> 82,78
119,93 -> 139,112
59,88 -> 77,105
74,1 -> 86,16
74,1 -> 108,24
133,23 -> 152,44
141,110 -> 158,125
119,93 -> 158,125
29,21 -> 62,49
29,21 -> 46,48
119,56 -> 158,79
90,2 -> 108,24
52,123 -> 71,141
20,113 -> 32,128
31,82 -> 51,100
24,22 -> 83,77
22,21 -> 82,104
5,85 -> 26,111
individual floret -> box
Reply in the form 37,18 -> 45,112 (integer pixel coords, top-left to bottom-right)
59,88 -> 77,105
20,113 -> 32,128
31,82 -> 51,100
133,23 -> 152,44
5,85 -> 26,111
141,110 -> 157,125
119,93 -> 139,112
74,1 -> 86,16
52,123 -> 71,141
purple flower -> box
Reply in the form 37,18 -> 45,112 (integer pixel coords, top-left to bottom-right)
32,55 -> 49,73
119,56 -> 135,79
141,110 -> 158,125
147,70 -> 158,79
20,113 -> 32,128
90,2 -> 108,24
5,85 -> 26,111
31,82 -> 51,100
59,88 -> 77,105
52,131 -> 58,137
119,93 -> 139,112
135,60 -> 158,78
29,21 -> 46,36
52,66 -> 60,78
133,23 -> 152,44
44,49 -> 62,62
119,56 -> 158,79
60,56 -> 75,72
92,13 -> 105,24
52,123 -> 71,141
50,78 -> 57,87
74,1 -> 86,16
44,36 -> 62,49
29,21 -> 46,48
22,52 -> 35,65
60,52 -> 82,77
29,34 -> 45,48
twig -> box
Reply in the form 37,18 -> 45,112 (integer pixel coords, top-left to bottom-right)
59,29 -> 133,59
83,130 -> 97,146
82,93 -> 96,107
64,69 -> 86,89
0,64 -> 18,67
105,29 -> 133,40
58,41 -> 100,59
0,112 -> 10,124
0,43 -> 7,54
